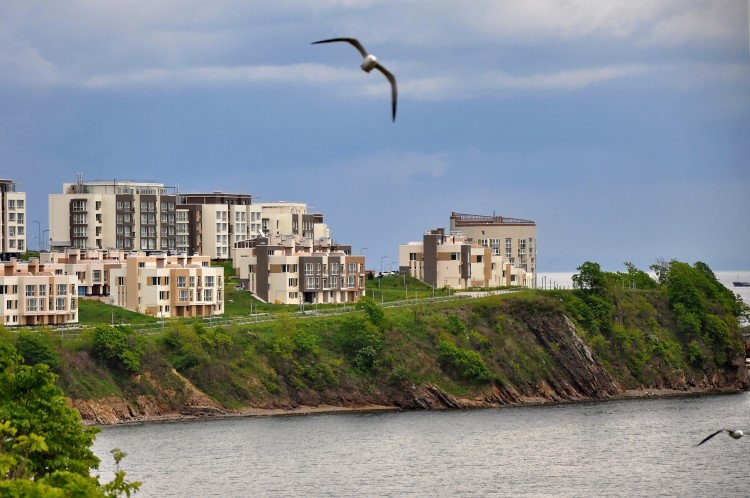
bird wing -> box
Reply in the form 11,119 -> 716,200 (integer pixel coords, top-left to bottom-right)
374,63 -> 398,122
311,38 -> 368,58
698,430 -> 726,446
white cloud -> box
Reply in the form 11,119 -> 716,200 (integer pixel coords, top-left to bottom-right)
398,65 -> 648,100
82,63 -> 358,89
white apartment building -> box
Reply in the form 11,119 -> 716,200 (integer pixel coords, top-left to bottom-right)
1,179 -> 26,259
110,252 -> 223,318
0,258 -> 78,326
234,235 -> 364,305
48,176 -> 178,253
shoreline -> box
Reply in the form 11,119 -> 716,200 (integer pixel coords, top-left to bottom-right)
86,386 -> 747,428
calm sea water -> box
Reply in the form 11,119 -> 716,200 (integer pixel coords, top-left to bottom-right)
92,393 -> 750,497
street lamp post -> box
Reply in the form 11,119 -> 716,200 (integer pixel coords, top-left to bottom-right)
33,221 -> 40,252
379,256 -> 387,289
42,229 -> 49,252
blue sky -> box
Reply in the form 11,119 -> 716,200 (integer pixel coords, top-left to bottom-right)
1,1 -> 748,272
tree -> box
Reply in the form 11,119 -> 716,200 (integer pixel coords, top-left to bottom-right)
572,261 -> 607,293
0,343 -> 139,496
356,295 -> 385,328
92,325 -> 145,372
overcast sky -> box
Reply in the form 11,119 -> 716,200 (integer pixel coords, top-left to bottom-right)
2,1 -> 748,272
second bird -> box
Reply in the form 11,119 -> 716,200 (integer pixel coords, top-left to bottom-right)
312,37 -> 398,122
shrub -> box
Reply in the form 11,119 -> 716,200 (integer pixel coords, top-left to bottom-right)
91,325 -> 144,373
15,331 -> 60,369
436,338 -> 492,382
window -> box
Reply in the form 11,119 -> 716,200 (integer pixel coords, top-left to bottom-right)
8,200 -> 14,210
177,276 -> 186,287
190,276 -> 195,288
330,276 -> 338,288
451,253 -> 458,261
347,275 -> 355,287
304,263 -> 313,275
25,285 -> 35,297
92,270 -> 101,282
288,278 -> 298,287
281,264 -> 291,273
203,289 -> 212,301
306,276 -> 316,288
16,199 -> 23,209
38,285 -> 46,297
330,263 -> 339,275
56,297 -> 66,311
27,299 -> 37,312
205,276 -> 214,287
57,284 -> 67,296
179,289 -> 188,302
348,263 -> 356,273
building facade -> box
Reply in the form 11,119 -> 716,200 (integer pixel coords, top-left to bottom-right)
40,248 -> 127,297
234,235 -> 364,305
109,253 -> 223,318
1,179 -> 26,259
399,228 -> 534,289
177,192 -> 252,260
449,212 -> 536,281
49,177 -> 178,253
0,258 -> 78,326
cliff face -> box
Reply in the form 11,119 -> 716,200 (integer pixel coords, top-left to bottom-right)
67,294 -> 748,425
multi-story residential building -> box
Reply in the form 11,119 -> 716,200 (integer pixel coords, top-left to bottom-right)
234,235 -> 364,305
251,202 -> 330,241
1,179 -> 26,259
399,228 -> 534,289
177,192 -> 252,260
449,211 -> 537,280
0,258 -> 78,326
40,248 -> 127,297
110,252 -> 223,318
48,176 -> 178,253
176,196 -> 331,261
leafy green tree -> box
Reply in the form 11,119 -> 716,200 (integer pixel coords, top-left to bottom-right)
356,295 -> 386,328
618,262 -> 657,290
572,261 -> 607,293
0,343 -> 140,496
92,325 -> 145,372
15,331 -> 61,370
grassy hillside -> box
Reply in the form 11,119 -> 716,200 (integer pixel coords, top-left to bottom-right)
2,260 -> 746,420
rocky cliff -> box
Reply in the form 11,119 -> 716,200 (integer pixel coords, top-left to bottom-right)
67,293 -> 748,425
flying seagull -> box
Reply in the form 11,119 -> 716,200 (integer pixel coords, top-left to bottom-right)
698,429 -> 745,445
311,37 -> 397,122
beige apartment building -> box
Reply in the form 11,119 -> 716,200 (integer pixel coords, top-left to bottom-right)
399,228 -> 534,289
40,248 -> 127,297
0,258 -> 78,326
177,192 -> 252,260
110,253 -> 223,318
48,177 -> 178,253
175,196 -> 331,261
1,179 -> 27,259
234,235 -> 364,305
449,211 -> 537,279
